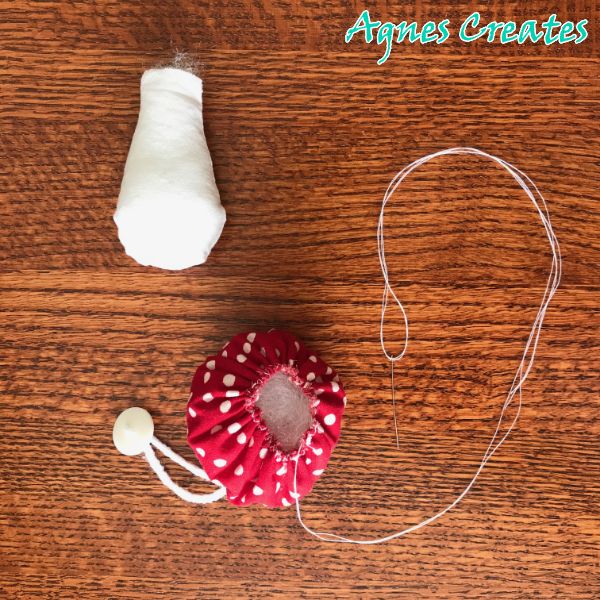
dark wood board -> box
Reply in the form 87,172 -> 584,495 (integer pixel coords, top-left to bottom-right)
1,1 -> 598,598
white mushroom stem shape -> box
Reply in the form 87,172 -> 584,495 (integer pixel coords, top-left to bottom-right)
114,67 -> 226,270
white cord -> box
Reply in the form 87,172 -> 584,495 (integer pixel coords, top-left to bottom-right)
295,147 -> 562,543
145,436 -> 226,504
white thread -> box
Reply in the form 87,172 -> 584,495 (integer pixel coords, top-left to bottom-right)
145,435 -> 226,504
295,147 -> 562,544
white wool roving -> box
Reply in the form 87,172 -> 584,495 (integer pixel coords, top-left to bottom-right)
114,67 -> 226,270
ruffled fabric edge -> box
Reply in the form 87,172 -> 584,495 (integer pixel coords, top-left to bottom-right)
186,330 -> 346,508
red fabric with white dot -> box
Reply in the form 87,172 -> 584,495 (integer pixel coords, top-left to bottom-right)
186,330 -> 346,508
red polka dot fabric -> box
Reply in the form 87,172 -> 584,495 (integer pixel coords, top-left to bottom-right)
186,330 -> 346,508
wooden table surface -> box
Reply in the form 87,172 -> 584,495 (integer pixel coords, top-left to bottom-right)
1,1 -> 599,598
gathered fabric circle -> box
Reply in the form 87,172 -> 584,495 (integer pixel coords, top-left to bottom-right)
186,330 -> 346,508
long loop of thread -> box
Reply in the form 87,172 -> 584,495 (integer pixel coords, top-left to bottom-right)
294,146 -> 562,544
145,436 -> 226,504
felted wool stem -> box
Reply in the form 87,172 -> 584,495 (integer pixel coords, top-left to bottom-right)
114,67 -> 226,270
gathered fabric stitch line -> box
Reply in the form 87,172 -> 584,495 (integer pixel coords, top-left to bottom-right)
245,362 -> 322,461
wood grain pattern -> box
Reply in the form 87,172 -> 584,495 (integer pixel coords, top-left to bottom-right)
1,1 -> 599,598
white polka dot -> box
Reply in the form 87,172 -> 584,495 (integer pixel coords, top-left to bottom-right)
248,437 -> 255,448
228,422 -> 241,434
315,389 -> 323,396
188,407 -> 197,417
305,457 -> 311,465
313,447 -> 323,456
288,359 -> 294,366
324,413 -> 336,426
331,381 -> 340,393
202,392 -> 213,402
343,396 -> 347,406
223,374 -> 235,387
210,424 -> 222,434
241,495 -> 246,503
207,360 -> 215,370
204,372 -> 211,383
222,350 -> 228,358
253,485 -> 263,496
276,481 -> 281,493
196,447 -> 205,457
247,332 -> 256,342
316,423 -> 324,434
213,458 -> 227,468
236,354 -> 247,363
290,491 -> 300,499
220,400 -> 231,413
312,469 -> 324,476
326,366 -> 332,375
234,464 -> 244,476
309,355 -> 317,362
226,390 -> 240,398
276,465 -> 287,476
259,447 -> 268,459
237,432 -> 247,444
294,341 -> 300,351
306,372 -> 315,381
282,498 -> 291,507
243,342 -> 251,354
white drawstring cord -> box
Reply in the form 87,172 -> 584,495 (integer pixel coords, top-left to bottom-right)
145,436 -> 226,504
295,147 -> 562,543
